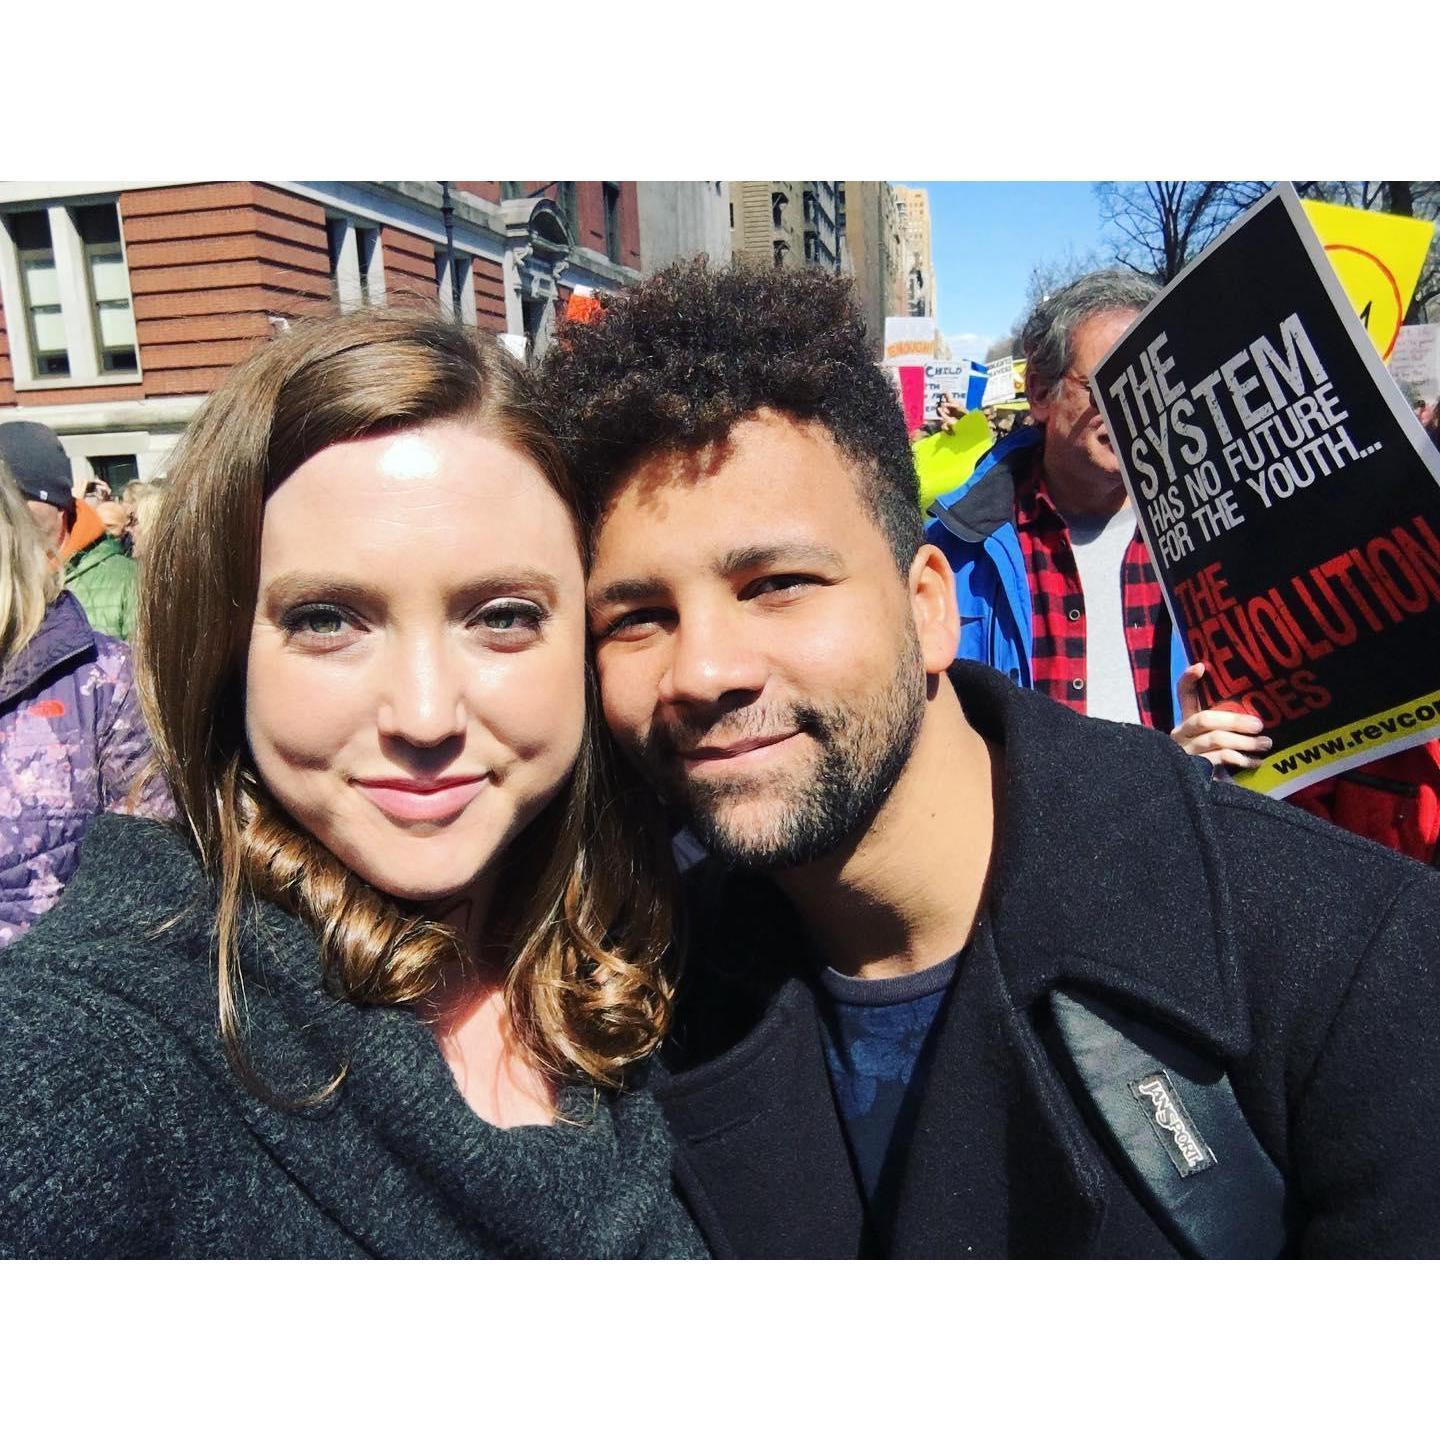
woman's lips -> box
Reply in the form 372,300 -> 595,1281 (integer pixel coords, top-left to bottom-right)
351,775 -> 489,823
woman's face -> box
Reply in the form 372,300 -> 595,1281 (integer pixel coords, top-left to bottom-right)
245,419 -> 587,904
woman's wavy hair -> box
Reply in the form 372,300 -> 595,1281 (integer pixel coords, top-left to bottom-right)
136,308 -> 675,1095
0,460 -> 62,672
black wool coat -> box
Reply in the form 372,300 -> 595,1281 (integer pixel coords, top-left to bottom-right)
653,662 -> 1440,1259
0,817 -> 706,1259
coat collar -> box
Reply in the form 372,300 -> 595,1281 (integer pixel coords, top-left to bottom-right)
927,425 -> 1041,543
0,591 -> 94,708
951,660 -> 1249,1060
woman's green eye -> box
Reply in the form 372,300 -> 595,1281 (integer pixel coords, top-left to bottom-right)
280,605 -> 350,638
478,602 -> 544,632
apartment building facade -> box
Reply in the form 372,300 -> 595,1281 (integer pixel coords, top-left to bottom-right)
729,181 -> 842,272
838,180 -> 909,360
0,180 -> 641,490
636,182 -> 732,270
894,185 -> 936,318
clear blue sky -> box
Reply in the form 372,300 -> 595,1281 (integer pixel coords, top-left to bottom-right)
895,181 -> 1111,359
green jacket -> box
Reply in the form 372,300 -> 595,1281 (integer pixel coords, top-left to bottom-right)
65,533 -> 138,642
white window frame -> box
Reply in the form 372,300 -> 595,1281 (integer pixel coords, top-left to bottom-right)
0,197 -> 140,391
328,216 -> 386,312
436,249 -> 477,325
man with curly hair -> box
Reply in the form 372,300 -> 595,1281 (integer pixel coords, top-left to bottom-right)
540,260 -> 1440,1259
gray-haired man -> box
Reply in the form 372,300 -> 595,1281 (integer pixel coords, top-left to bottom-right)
924,271 -> 1209,734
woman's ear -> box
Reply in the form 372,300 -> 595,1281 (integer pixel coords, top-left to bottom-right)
908,543 -> 960,676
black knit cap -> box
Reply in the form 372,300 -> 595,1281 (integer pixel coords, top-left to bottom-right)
0,421 -> 73,508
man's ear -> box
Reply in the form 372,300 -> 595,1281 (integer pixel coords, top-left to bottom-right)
908,543 -> 960,676
1025,365 -> 1052,425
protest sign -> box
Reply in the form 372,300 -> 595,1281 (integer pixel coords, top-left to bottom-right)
983,356 -> 1017,406
1389,324 -> 1440,403
888,361 -> 986,431
914,410 -> 995,510
884,316 -> 937,363
1092,185 -> 1440,799
1301,200 -> 1435,361
924,361 -> 987,416
889,364 -> 928,431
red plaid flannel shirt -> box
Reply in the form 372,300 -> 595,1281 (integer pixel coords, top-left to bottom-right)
1012,457 -> 1170,729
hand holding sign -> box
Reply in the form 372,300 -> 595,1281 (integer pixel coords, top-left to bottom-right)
1170,661 -> 1272,769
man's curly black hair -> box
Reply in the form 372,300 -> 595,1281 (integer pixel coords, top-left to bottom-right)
538,260 -> 923,570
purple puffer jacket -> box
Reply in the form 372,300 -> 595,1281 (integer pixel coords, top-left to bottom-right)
0,590 -> 171,948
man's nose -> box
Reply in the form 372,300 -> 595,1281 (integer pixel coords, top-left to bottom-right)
376,633 -> 467,749
658,607 -> 767,709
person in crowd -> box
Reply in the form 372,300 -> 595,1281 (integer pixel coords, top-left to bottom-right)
0,465 -> 165,949
120,479 -> 166,562
0,423 -> 140,642
542,260 -> 1440,1259
923,271 -> 1189,732
0,310 -> 705,1260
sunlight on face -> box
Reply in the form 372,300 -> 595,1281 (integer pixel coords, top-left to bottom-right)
245,420 -> 587,903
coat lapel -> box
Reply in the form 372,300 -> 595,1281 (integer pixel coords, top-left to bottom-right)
656,977 -> 864,1259
888,923 -> 1109,1258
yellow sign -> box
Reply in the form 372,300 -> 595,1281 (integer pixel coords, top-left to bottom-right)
913,409 -> 995,511
1302,200 -> 1434,361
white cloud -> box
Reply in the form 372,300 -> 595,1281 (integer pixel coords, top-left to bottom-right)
945,331 -> 994,363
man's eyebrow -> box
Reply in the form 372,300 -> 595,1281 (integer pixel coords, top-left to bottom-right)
716,542 -> 846,574
589,575 -> 669,609
589,543 -> 846,612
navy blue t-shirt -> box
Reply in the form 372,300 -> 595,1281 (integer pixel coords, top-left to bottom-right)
816,953 -> 960,1254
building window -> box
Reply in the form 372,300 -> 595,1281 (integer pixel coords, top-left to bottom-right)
729,203 -> 734,229
555,182 -> 578,241
603,183 -> 622,263
435,248 -> 477,325
328,217 -> 385,311
773,239 -> 789,268
0,199 -> 139,387
501,182 -> 526,201
6,210 -> 67,375
75,204 -> 137,373
804,234 -> 815,263
771,191 -> 788,228
90,455 -> 139,494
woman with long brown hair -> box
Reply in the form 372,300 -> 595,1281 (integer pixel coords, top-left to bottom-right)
0,310 -> 704,1258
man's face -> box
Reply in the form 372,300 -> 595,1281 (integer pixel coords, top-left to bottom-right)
588,410 -> 932,871
25,498 -> 66,556
1028,309 -> 1138,489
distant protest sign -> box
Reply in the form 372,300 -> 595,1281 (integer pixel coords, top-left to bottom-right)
983,356 -> 1017,406
884,316 -> 937,363
888,360 -> 986,431
1092,185 -> 1440,799
1389,324 -> 1440,402
924,361 -> 987,416
1302,200 -> 1434,360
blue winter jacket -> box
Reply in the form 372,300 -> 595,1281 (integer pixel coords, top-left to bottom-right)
923,424 -> 1190,724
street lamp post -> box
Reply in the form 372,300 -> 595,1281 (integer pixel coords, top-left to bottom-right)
440,181 -> 462,317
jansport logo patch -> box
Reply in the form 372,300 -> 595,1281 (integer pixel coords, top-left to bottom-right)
1129,1071 -> 1217,1177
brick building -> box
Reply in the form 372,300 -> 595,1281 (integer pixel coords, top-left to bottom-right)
0,180 -> 641,490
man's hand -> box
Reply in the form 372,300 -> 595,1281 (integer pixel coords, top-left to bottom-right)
937,399 -> 966,434
1170,662 -> 1271,769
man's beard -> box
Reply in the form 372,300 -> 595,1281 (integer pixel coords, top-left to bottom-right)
637,626 -> 928,872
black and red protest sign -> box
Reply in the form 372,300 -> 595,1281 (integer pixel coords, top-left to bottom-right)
1092,185 -> 1440,798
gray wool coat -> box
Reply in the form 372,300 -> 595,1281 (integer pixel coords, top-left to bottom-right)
0,815 -> 706,1259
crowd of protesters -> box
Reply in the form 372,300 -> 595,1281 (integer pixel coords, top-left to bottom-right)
0,259 -> 1436,1259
